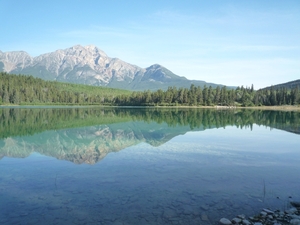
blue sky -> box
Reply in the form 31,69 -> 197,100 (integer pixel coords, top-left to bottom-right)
1,0 -> 299,89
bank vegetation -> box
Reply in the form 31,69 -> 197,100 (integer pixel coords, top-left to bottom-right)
1,72 -> 299,108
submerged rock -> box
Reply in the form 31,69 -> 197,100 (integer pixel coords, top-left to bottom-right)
262,208 -> 274,214
232,218 -> 242,224
220,218 -> 232,225
290,219 -> 300,225
291,202 -> 300,208
219,202 -> 300,225
242,219 -> 251,225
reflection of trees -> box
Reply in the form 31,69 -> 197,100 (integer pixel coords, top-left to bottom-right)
1,107 -> 300,139
115,109 -> 300,134
0,107 -> 131,138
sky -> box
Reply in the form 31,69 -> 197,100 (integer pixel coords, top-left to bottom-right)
1,0 -> 299,89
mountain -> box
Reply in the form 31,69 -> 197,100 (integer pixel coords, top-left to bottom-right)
260,79 -> 300,91
0,45 -> 228,91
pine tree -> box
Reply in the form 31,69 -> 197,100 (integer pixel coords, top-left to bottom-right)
214,86 -> 221,105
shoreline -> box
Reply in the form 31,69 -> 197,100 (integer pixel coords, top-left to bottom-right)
1,104 -> 300,111
236,105 -> 300,111
219,202 -> 300,225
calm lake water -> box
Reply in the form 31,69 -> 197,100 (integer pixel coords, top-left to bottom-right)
0,107 -> 299,225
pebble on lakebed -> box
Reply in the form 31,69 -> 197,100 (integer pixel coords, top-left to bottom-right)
219,202 -> 300,225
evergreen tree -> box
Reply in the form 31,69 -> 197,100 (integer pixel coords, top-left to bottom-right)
220,86 -> 227,105
214,86 -> 221,105
202,86 -> 208,106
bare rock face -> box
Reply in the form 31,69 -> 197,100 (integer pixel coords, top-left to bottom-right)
0,45 -> 218,90
0,51 -> 33,72
0,45 -> 143,86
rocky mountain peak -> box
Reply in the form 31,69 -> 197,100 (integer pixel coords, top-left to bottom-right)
0,50 -> 33,72
147,64 -> 163,70
60,44 -> 108,59
84,44 -> 107,57
0,45 -> 224,90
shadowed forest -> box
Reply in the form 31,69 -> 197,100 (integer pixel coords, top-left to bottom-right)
1,72 -> 299,106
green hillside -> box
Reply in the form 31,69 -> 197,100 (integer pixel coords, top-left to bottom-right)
0,72 -> 131,105
1,72 -> 300,107
261,79 -> 300,91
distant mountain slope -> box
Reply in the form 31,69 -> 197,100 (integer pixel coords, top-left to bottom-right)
0,45 -> 230,91
260,79 -> 300,90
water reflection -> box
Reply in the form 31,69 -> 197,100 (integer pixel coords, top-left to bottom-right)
0,107 -> 300,163
0,107 -> 299,225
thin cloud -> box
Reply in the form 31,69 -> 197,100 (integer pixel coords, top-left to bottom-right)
158,58 -> 300,89
222,45 -> 300,52
59,26 -> 138,39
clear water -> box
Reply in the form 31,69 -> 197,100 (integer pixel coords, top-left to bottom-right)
0,107 -> 299,225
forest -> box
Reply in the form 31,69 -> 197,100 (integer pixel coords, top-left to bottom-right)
115,84 -> 300,107
1,72 -> 299,106
0,72 -> 130,105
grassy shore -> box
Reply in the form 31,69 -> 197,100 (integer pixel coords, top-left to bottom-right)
1,104 -> 300,111
144,104 -> 300,111
236,105 -> 300,111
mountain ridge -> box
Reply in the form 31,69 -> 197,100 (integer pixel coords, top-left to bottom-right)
0,45 -> 228,91
259,79 -> 300,91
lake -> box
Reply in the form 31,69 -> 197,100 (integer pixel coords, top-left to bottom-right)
0,107 -> 299,225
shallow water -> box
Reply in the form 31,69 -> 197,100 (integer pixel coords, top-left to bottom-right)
0,107 -> 299,224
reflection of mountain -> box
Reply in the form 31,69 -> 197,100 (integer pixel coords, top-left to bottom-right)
269,123 -> 300,135
0,121 -> 197,164
0,107 -> 299,164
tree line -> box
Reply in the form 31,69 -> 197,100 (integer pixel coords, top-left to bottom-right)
1,72 -> 299,106
115,84 -> 300,107
0,72 -> 129,105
